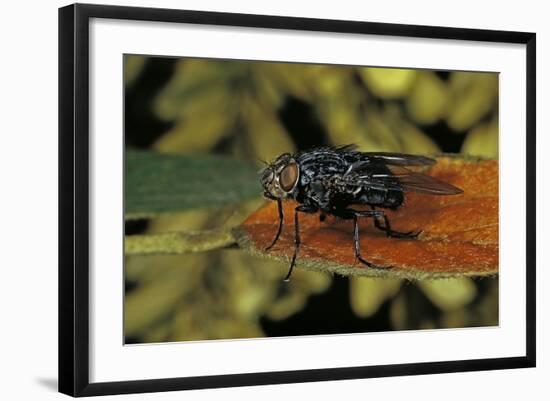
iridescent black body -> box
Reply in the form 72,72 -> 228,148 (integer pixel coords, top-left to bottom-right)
294,147 -> 404,217
260,145 -> 463,281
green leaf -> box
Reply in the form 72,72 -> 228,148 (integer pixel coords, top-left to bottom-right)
125,150 -> 262,219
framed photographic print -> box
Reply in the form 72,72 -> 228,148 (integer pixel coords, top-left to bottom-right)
58,3 -> 536,397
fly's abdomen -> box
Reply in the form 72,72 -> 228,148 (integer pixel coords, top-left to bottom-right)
358,187 -> 404,209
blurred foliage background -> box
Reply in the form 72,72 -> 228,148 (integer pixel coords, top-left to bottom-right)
124,55 -> 499,344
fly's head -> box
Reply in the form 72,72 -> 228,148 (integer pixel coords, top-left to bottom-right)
260,153 -> 300,200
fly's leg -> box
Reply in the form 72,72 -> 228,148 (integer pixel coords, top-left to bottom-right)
371,207 -> 421,239
266,199 -> 284,251
374,214 -> 422,238
351,210 -> 392,269
284,205 -> 317,282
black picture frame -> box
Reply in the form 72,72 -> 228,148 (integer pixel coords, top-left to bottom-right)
59,3 -> 536,397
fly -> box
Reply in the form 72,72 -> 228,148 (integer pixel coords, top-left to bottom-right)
259,145 -> 463,281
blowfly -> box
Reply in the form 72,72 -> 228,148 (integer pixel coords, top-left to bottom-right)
260,145 -> 463,281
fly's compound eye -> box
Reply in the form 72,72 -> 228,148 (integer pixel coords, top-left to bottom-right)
279,162 -> 299,192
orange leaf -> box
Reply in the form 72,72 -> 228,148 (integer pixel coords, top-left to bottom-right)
235,156 -> 498,279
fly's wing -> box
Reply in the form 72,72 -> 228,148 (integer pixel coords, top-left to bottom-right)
342,152 -> 461,195
303,148 -> 435,168
344,161 -> 462,195
361,152 -> 436,166
368,165 -> 463,195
